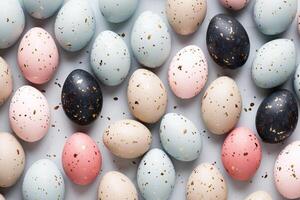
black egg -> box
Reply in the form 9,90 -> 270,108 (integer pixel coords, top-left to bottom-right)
256,89 -> 298,143
61,69 -> 103,125
206,14 -> 250,69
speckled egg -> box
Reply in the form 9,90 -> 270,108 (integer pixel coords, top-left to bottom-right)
0,0 -> 25,49
90,30 -> 130,86
166,0 -> 207,35
22,159 -> 64,200
254,0 -> 298,35
222,127 -> 262,181
9,85 -> 50,142
98,171 -> 138,200
245,191 -> 272,200
127,69 -> 167,124
256,89 -> 298,143
0,57 -> 13,106
298,14 -> 300,35
168,45 -> 208,99
294,64 -> 300,100
23,0 -> 63,19
103,119 -> 152,159
219,0 -> 249,11
131,11 -> 171,68
61,69 -> 103,126
186,163 -> 227,200
62,132 -> 102,185
160,113 -> 202,161
252,39 -> 296,89
0,132 -> 25,188
54,0 -> 96,52
206,14 -> 250,69
201,76 -> 242,135
18,27 -> 59,84
137,148 -> 175,200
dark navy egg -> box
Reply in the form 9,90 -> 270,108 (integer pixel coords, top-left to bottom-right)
61,69 -> 103,125
206,14 -> 250,69
256,89 -> 298,143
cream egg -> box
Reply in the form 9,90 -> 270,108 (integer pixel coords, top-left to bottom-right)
0,57 -> 13,106
245,191 -> 272,200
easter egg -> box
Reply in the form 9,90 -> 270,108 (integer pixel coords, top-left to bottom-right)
0,57 -> 13,106
245,191 -> 272,200
293,64 -> 300,99
219,0 -> 250,11
23,0 -> 63,19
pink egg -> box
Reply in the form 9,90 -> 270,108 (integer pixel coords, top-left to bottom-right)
219,0 -> 249,11
168,45 -> 208,99
62,132 -> 102,185
221,127 -> 262,181
18,27 -> 59,84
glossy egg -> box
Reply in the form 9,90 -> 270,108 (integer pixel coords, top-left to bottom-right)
0,132 -> 25,187
160,113 -> 202,161
166,0 -> 207,35
61,69 -> 103,126
222,127 -> 262,181
252,39 -> 296,89
131,11 -> 171,68
62,132 -> 102,185
294,64 -> 300,100
54,0 -> 96,52
23,0 -> 63,19
186,163 -> 227,200
219,0 -> 249,11
201,76 -> 242,135
22,159 -> 64,200
90,30 -> 130,86
206,14 -> 250,69
168,45 -> 208,99
137,148 -> 175,200
245,191 -> 272,200
0,57 -> 13,106
18,27 -> 59,84
256,89 -> 298,143
254,0 -> 298,35
9,85 -> 50,142
127,69 -> 167,124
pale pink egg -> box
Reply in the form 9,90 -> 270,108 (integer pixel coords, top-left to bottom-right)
219,0 -> 249,11
18,27 -> 59,84
62,132 -> 102,186
222,127 -> 262,181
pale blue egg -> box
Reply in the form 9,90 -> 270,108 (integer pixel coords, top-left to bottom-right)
23,0 -> 63,19
293,64 -> 300,100
19,0 -> 24,7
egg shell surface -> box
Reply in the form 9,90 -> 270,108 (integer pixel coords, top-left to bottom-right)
219,0 -> 249,11
0,194 -> 4,200
0,57 -> 13,106
293,64 -> 300,100
244,191 -> 272,200
23,0 -> 63,19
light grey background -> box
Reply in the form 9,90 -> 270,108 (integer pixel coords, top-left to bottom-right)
0,0 -> 299,199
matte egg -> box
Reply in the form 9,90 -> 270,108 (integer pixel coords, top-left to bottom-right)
256,89 -> 298,143
131,11 -> 171,68
0,194 -> 4,200
201,76 -> 242,135
62,132 -> 102,185
168,45 -> 208,99
298,14 -> 300,35
206,14 -> 250,69
294,64 -> 300,100
245,191 -> 272,200
9,85 -> 50,142
127,69 -> 167,124
0,57 -> 13,106
61,69 -> 103,126
219,0 -> 249,11
23,0 -> 63,19
18,27 -> 59,84
0,132 -> 25,187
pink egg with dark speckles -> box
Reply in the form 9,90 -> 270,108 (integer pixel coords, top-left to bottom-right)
219,0 -> 249,11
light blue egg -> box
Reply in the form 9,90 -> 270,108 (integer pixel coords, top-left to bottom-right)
90,31 -> 130,86
23,0 -> 63,19
99,0 -> 138,23
254,0 -> 298,35
252,39 -> 296,89
54,0 -> 96,52
19,0 -> 24,7
0,0 -> 25,49
22,159 -> 65,200
294,64 -> 300,99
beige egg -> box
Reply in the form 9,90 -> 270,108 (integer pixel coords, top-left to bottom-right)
103,119 -> 152,159
98,171 -> 138,200
201,76 -> 242,135
127,69 -> 168,124
0,57 -> 13,106
0,132 -> 25,187
186,163 -> 227,200
0,194 -> 5,200
245,191 -> 272,200
166,0 -> 207,35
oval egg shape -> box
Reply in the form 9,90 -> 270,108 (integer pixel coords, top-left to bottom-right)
294,64 -> 300,100
23,0 -> 63,19
219,0 -> 250,11
245,191 -> 272,200
0,57 -> 13,106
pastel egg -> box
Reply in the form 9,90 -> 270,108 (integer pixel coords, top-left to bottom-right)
294,64 -> 300,99
186,163 -> 227,200
219,0 -> 249,11
298,14 -> 300,35
222,127 -> 262,181
9,85 -> 50,142
201,76 -> 242,135
90,30 -> 130,86
252,39 -> 296,89
22,159 -> 65,200
168,45 -> 208,99
0,194 -> 4,200
18,27 -> 59,84
0,132 -> 25,187
245,191 -> 272,200
23,0 -> 63,19
54,0 -> 96,52
131,11 -> 171,68
62,132 -> 102,185
127,68 -> 167,124
166,0 -> 207,35
0,57 -> 13,106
